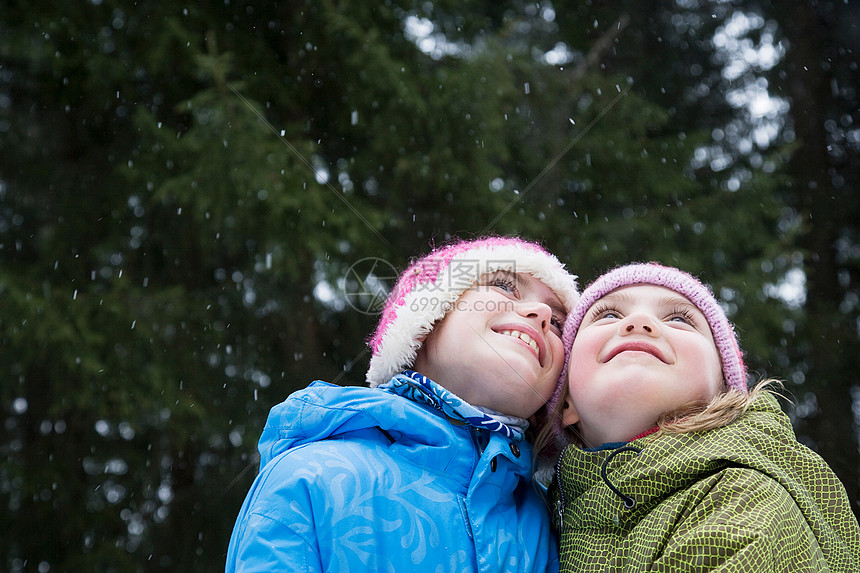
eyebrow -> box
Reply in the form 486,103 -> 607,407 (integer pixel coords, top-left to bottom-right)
601,291 -> 633,304
659,295 -> 699,311
601,291 -> 702,315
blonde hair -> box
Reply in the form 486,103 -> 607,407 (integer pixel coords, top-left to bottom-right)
654,379 -> 782,436
534,379 -> 783,464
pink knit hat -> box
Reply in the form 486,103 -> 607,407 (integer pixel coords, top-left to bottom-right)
366,236 -> 580,387
547,262 -> 748,415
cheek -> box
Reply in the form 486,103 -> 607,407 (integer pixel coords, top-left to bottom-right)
689,339 -> 722,380
546,336 -> 565,375
678,337 -> 724,397
413,325 -> 447,372
566,337 -> 602,392
568,333 -> 603,367
705,350 -> 724,392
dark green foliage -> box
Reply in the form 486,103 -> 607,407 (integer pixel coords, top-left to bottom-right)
1,0 -> 856,570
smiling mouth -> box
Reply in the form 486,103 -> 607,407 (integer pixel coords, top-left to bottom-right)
605,342 -> 667,363
500,330 -> 541,362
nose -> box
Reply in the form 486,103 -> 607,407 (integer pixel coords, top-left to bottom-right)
518,300 -> 553,332
620,312 -> 659,336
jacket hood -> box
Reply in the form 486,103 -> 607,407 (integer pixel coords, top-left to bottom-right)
258,380 -> 419,468
257,375 -> 532,471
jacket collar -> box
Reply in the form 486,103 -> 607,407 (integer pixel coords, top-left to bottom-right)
380,370 -> 528,441
553,392 -> 799,525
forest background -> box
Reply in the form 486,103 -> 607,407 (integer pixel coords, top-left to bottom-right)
1,0 -> 858,571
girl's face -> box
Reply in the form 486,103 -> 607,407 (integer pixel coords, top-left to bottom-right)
413,271 -> 567,419
561,284 -> 724,447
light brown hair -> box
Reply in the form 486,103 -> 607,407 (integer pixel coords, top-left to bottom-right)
534,379 -> 783,464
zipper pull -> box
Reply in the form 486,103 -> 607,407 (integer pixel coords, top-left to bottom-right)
555,497 -> 564,528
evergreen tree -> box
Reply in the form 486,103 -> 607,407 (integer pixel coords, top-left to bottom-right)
0,1 -> 854,570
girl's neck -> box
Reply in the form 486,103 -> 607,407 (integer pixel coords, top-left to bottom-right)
630,426 -> 660,441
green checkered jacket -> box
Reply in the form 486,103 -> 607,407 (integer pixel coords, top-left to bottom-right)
552,392 -> 860,572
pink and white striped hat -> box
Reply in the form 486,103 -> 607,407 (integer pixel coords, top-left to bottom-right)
547,262 -> 748,417
366,236 -> 579,387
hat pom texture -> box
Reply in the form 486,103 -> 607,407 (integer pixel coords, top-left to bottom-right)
366,237 -> 579,387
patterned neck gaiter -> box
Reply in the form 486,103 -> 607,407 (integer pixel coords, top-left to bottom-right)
379,370 -> 528,441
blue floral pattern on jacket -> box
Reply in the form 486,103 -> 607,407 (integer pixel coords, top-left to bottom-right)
225,372 -> 558,572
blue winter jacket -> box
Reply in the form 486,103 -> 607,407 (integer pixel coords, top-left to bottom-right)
225,372 -> 559,572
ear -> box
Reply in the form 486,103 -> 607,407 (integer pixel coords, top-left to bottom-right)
560,391 -> 580,428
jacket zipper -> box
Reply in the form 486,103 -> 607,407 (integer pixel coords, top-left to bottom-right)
553,448 -> 566,529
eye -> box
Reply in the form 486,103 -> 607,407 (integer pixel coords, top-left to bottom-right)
667,307 -> 696,326
488,275 -> 518,295
589,303 -> 621,321
550,314 -> 564,332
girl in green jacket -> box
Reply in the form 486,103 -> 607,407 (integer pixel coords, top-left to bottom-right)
538,262 -> 860,572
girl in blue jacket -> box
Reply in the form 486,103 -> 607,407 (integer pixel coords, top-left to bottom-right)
225,236 -> 579,572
